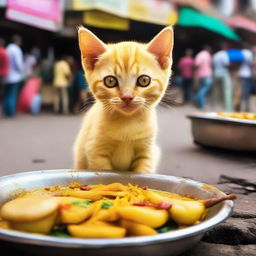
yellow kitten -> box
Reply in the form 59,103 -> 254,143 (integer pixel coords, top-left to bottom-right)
74,26 -> 174,173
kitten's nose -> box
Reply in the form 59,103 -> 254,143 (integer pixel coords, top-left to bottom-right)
121,95 -> 134,104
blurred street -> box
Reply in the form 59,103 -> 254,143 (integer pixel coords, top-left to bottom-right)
1,105 -> 255,184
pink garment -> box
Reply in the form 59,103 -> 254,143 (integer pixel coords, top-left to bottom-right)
0,47 -> 9,76
17,77 -> 41,112
178,57 -> 194,78
195,50 -> 212,78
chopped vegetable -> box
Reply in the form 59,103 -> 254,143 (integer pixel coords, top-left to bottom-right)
101,201 -> 113,209
156,221 -> 178,233
72,200 -> 91,208
51,230 -> 71,238
80,185 -> 91,191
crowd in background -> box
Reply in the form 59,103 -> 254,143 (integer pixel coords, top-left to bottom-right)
1,34 -> 256,118
177,42 -> 256,112
0,34 -> 89,118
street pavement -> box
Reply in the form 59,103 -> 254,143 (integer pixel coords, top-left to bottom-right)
0,105 -> 255,184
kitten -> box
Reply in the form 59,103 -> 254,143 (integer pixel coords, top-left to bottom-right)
74,26 -> 173,173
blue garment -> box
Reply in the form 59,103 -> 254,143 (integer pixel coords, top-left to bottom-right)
182,78 -> 193,102
227,49 -> 244,63
2,82 -> 22,117
74,70 -> 88,90
240,78 -> 252,111
30,94 -> 42,114
195,77 -> 212,109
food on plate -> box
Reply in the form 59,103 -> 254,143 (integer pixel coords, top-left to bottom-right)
0,182 -> 236,238
217,112 -> 256,120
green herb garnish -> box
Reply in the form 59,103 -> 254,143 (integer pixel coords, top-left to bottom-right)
157,226 -> 170,233
72,199 -> 91,208
156,221 -> 178,233
51,225 -> 71,238
101,201 -> 113,209
51,230 -> 71,238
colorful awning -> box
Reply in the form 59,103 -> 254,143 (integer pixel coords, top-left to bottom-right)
226,15 -> 256,33
178,8 -> 240,41
73,0 -> 178,26
6,0 -> 63,31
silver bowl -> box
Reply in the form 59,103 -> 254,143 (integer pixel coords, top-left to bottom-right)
0,170 -> 234,256
188,112 -> 256,151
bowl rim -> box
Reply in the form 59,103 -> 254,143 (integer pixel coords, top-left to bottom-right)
0,169 -> 234,248
187,112 -> 256,126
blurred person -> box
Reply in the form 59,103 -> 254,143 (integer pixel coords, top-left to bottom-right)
17,77 -> 42,114
2,35 -> 24,117
31,46 -> 41,61
73,66 -> 89,112
53,55 -> 73,114
238,44 -> 253,112
24,50 -> 37,78
40,58 -> 54,85
212,42 -> 233,111
0,38 -> 9,102
226,47 -> 244,111
251,47 -> 256,95
194,45 -> 213,109
177,49 -> 194,103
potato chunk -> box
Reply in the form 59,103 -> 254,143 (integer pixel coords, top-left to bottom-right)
120,219 -> 157,236
59,202 -> 94,224
10,212 -> 57,234
170,200 -> 205,225
117,206 -> 168,228
1,196 -> 59,222
68,221 -> 126,238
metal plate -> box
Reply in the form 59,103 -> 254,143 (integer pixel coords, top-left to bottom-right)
187,113 -> 256,151
0,170 -> 234,256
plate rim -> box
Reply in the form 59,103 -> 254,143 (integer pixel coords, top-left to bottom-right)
0,169 -> 234,248
187,112 -> 256,126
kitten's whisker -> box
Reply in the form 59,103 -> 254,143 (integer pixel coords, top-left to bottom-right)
133,97 -> 145,102
79,96 -> 95,112
132,102 -> 143,105
110,102 -> 123,105
110,98 -> 122,103
143,101 -> 153,111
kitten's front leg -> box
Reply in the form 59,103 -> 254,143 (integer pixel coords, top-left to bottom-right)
86,144 -> 114,170
131,143 -> 160,174
131,157 -> 154,173
87,154 -> 112,170
75,152 -> 112,170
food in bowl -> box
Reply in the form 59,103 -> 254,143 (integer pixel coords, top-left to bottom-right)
0,182 -> 236,238
217,112 -> 256,120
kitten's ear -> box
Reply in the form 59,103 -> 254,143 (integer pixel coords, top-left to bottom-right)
146,26 -> 174,69
78,26 -> 107,70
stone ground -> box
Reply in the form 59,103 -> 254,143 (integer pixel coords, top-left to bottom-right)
0,106 -> 256,183
0,105 -> 256,184
0,104 -> 255,255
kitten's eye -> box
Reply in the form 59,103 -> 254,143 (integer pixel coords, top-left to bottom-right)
137,75 -> 151,87
103,76 -> 118,88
